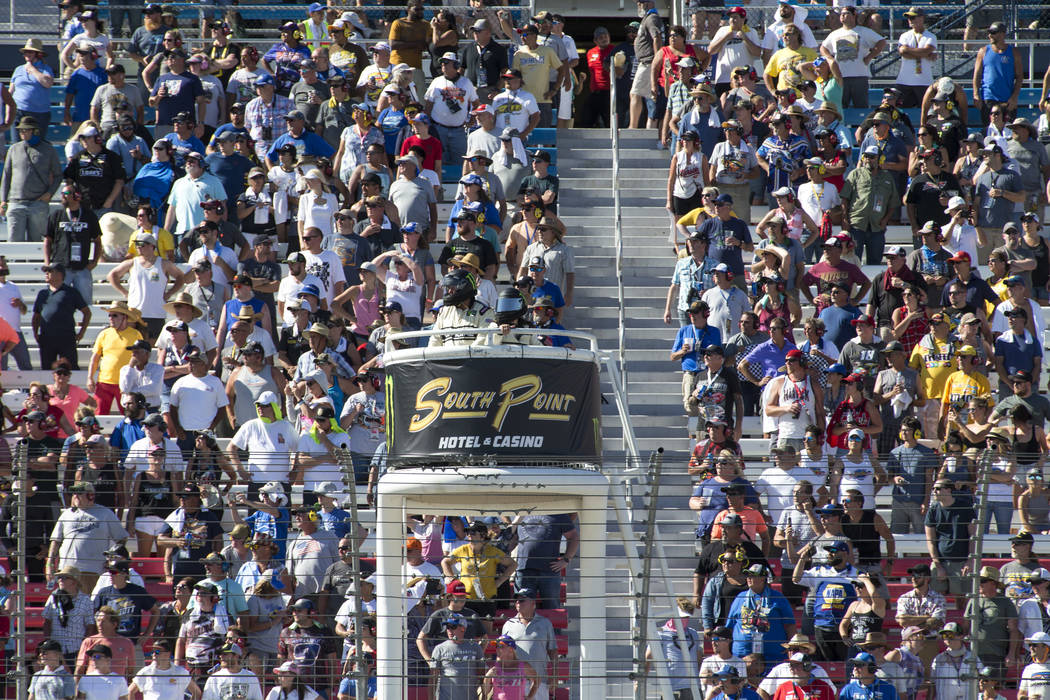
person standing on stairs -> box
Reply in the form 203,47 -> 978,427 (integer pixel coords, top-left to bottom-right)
673,300 -> 722,441
665,233 -> 718,326
765,349 -> 825,453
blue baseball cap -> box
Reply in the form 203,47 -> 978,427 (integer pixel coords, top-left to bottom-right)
410,112 -> 431,125
401,222 -> 420,234
254,74 -> 275,87
297,284 -> 320,298
716,664 -> 742,679
826,363 -> 848,375
459,173 -> 484,187
817,503 -> 845,517
513,587 -> 537,600
308,2 -> 325,11
444,613 -> 466,628
850,652 -> 877,666
823,540 -> 849,552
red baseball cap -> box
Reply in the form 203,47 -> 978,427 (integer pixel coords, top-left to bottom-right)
948,250 -> 971,264
728,6 -> 746,15
446,580 -> 468,597
785,349 -> 804,360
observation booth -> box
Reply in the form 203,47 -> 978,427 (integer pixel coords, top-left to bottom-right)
374,328 -> 610,700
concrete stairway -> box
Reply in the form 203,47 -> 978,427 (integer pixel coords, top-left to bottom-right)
558,127 -> 700,699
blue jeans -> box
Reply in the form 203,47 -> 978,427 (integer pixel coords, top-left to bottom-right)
430,122 -> 467,164
850,227 -> 886,265
982,499 -> 1013,534
0,331 -> 31,370
67,268 -> 94,306
516,568 -> 562,609
6,199 -> 49,242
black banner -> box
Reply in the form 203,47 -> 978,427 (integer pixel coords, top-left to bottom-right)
385,357 -> 602,460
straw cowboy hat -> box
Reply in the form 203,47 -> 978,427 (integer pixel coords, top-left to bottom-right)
232,306 -> 261,323
782,633 -> 817,654
19,38 -> 46,55
758,245 -> 788,264
163,292 -> 203,318
100,300 -> 142,323
451,253 -> 484,275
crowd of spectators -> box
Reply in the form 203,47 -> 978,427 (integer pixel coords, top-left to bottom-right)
4,0 -> 1050,698
653,0 -> 1050,698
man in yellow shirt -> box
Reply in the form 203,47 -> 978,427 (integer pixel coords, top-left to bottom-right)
88,300 -> 144,415
388,0 -> 429,94
908,311 -> 956,438
763,25 -> 817,95
939,344 -> 991,435
440,521 -> 517,629
511,23 -> 566,128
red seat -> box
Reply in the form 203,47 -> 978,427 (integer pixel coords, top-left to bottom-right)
822,661 -> 847,685
145,581 -> 174,602
555,635 -> 568,656
24,606 -> 44,629
24,582 -> 50,604
554,660 -> 570,684
555,689 -> 569,700
134,558 -> 166,579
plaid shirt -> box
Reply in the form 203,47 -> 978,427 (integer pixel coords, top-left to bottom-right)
895,587 -> 947,624
668,80 -> 692,119
245,93 -> 296,161
42,591 -> 96,654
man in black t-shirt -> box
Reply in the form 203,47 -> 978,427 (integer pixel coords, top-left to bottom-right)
93,560 -> 159,644
45,186 -> 102,305
157,487 -> 224,580
237,236 -> 282,326
62,127 -> 126,215
904,150 -> 961,244
22,411 -> 64,581
148,49 -> 205,138
437,211 -> 499,278
32,264 -> 91,370
693,514 -> 767,598
416,579 -> 487,663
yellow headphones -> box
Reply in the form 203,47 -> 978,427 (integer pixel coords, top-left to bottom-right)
307,504 -> 321,521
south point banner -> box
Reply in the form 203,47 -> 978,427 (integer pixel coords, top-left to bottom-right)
386,357 -> 602,460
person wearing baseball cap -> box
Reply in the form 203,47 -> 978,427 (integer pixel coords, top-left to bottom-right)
842,125 -> 902,264
867,242 -> 924,331
416,580 -> 487,662
426,49 -> 477,163
800,230 -> 871,314
936,340 -> 991,433
973,139 -> 1023,254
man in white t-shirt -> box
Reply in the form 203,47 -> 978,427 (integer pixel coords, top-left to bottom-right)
0,257 -> 30,370
293,404 -> 352,491
761,2 -> 818,59
301,227 -> 346,309
200,643 -> 263,700
491,69 -> 541,142
820,6 -> 886,109
797,157 -> 842,228
424,52 -> 480,164
276,251 -> 324,326
894,7 -> 936,108
227,390 -> 297,487
156,293 -> 219,361
123,412 -> 186,493
167,348 -> 229,453
754,447 -> 825,527
75,643 -> 130,700
129,640 -> 198,700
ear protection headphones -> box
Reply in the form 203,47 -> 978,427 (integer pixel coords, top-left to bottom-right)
778,90 -> 796,105
307,503 -> 321,522
245,46 -> 259,60
294,28 -> 303,41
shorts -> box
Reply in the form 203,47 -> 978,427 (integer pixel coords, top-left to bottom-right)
631,62 -> 653,98
135,515 -> 167,536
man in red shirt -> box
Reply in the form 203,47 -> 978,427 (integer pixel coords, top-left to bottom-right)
772,653 -> 837,700
399,113 -> 443,173
0,316 -> 19,374
800,235 -> 871,314
582,27 -> 623,128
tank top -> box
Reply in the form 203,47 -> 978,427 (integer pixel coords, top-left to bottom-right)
491,661 -> 530,700
757,295 -> 792,333
1026,491 -> 1050,529
800,453 -> 830,486
350,285 -> 381,337
848,606 -> 885,644
776,374 -> 816,440
1012,428 -> 1041,466
838,454 -> 876,505
673,150 -> 705,199
841,508 -> 880,565
128,257 -> 168,319
83,462 -> 121,510
981,44 -> 1015,103
137,473 -> 171,518
232,365 -> 279,426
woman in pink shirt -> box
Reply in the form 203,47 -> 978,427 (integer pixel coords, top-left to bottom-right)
49,361 -> 97,432
483,635 -> 538,700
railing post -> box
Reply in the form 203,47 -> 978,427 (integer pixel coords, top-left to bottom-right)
338,449 -> 369,700
13,440 -> 26,700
